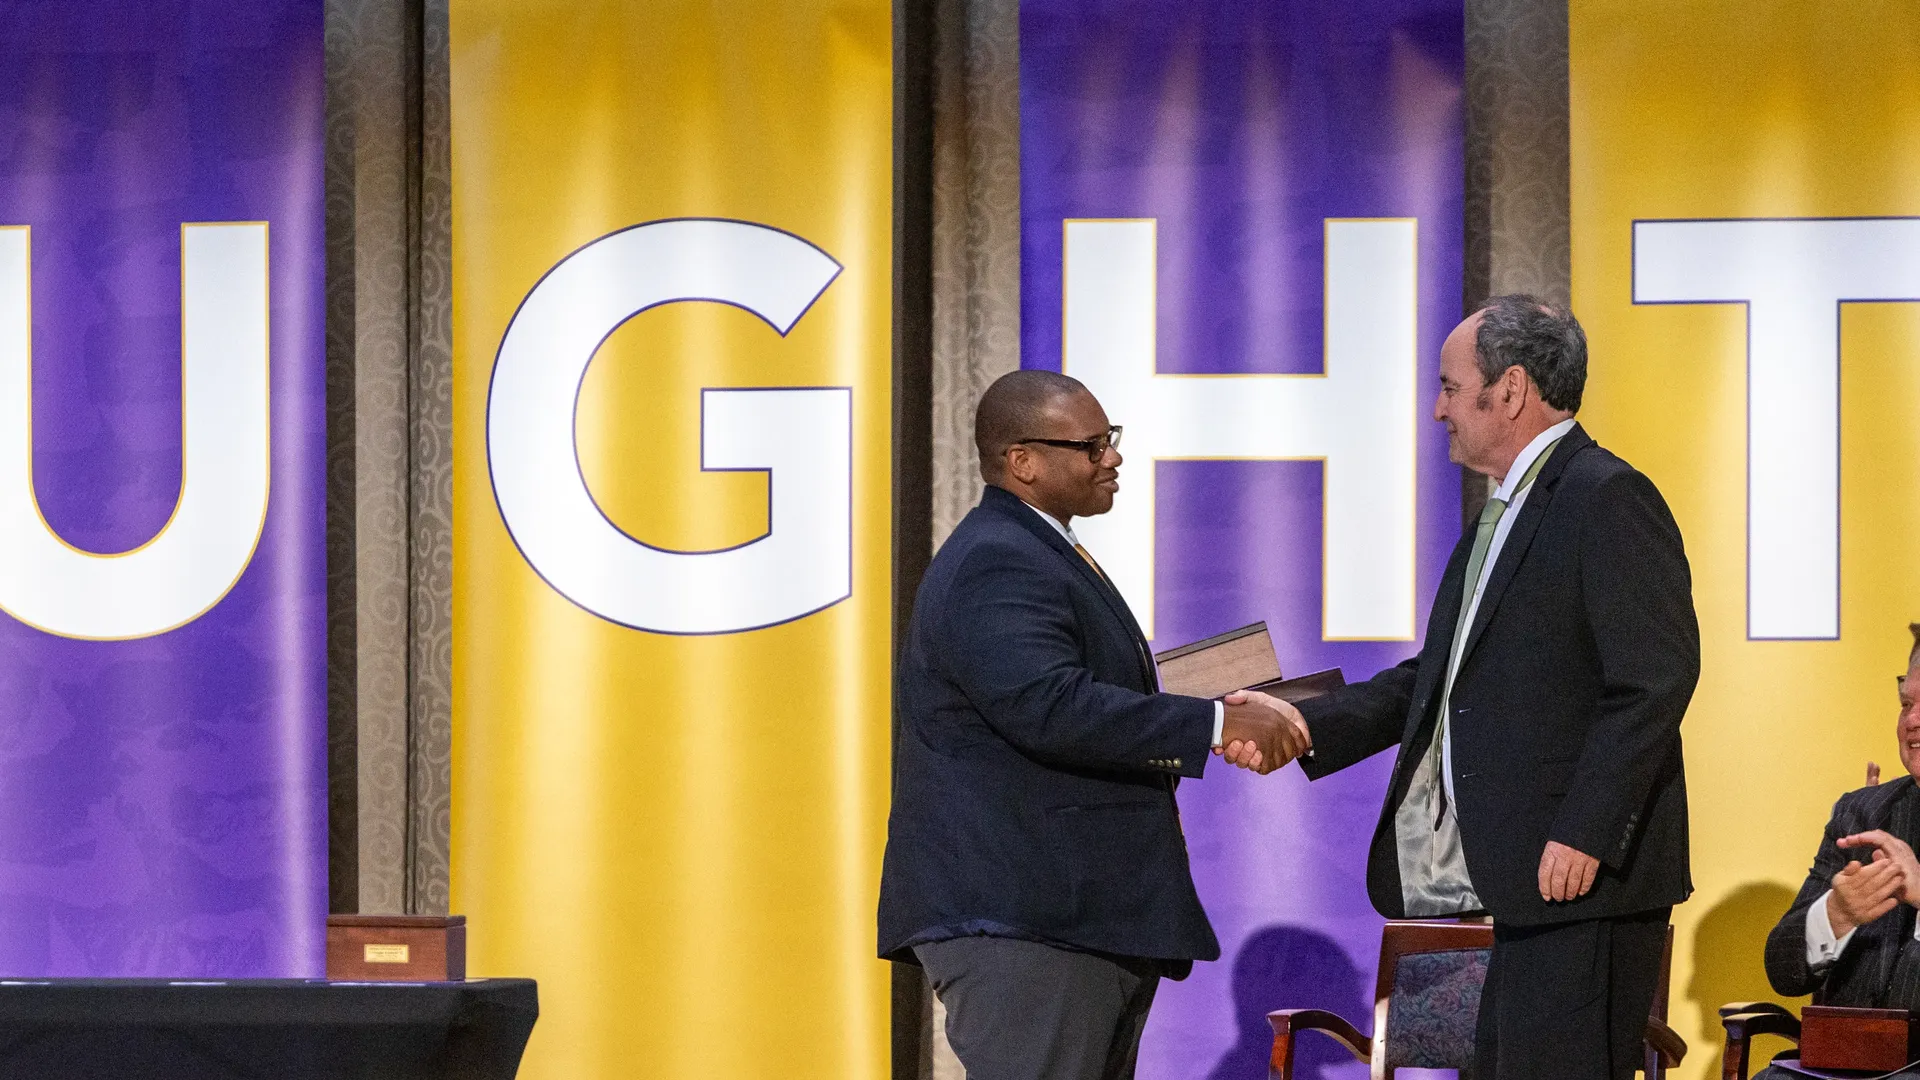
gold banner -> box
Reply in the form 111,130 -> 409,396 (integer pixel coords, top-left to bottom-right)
1572,2 -> 1920,1074
449,2 -> 893,1076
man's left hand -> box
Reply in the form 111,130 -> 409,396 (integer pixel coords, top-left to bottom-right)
1839,829 -> 1920,906
1538,841 -> 1600,902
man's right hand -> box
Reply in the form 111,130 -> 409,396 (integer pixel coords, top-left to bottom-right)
1218,691 -> 1312,775
1830,856 -> 1907,937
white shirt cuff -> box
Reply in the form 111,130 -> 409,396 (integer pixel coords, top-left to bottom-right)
1211,701 -> 1224,749
1807,890 -> 1860,969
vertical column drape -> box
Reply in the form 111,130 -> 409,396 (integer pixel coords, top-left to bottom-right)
928,0 -> 1023,547
1461,0 -> 1570,522
409,0 -> 456,917
324,0 -> 454,917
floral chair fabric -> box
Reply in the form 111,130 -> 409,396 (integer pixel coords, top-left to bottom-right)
1382,945 -> 1489,1074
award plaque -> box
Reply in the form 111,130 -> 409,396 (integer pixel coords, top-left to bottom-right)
1154,621 -> 1344,703
1154,623 -> 1281,699
1244,667 -> 1347,704
326,914 -> 468,982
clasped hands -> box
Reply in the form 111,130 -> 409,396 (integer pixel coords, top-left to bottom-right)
1829,829 -> 1920,937
1214,689 -> 1312,775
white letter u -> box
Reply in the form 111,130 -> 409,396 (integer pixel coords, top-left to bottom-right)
0,224 -> 269,640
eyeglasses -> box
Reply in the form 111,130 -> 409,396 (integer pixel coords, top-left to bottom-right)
1015,425 -> 1123,463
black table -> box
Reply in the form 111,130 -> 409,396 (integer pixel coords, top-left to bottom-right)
0,978 -> 538,1079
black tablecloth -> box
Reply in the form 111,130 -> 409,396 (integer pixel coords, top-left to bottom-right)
0,978 -> 538,1080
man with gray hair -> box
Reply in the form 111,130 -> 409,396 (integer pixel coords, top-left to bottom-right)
1231,295 -> 1700,1079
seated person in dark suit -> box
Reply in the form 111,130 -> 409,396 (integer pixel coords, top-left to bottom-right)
1758,630 -> 1920,1077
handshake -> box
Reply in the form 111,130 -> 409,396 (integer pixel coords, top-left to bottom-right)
1213,689 -> 1312,775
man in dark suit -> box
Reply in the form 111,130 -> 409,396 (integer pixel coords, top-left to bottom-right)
1231,295 -> 1700,1080
878,369 -> 1308,1080
1755,634 -> 1920,1078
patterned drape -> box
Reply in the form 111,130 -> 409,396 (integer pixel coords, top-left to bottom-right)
322,0 -> 454,917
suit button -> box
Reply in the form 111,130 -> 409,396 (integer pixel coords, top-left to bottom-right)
1172,758 -> 1182,767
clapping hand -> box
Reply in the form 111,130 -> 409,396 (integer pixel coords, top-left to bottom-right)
1838,830 -> 1920,907
1829,850 -> 1907,937
1215,689 -> 1312,775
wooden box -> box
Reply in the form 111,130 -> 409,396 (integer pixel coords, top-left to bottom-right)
326,915 -> 466,982
1245,667 -> 1347,704
1154,623 -> 1281,699
1800,1005 -> 1916,1072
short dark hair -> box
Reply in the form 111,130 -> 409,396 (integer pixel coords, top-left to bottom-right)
975,369 -> 1089,482
1473,294 -> 1588,412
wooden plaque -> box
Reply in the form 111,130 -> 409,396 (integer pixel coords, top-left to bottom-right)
327,914 -> 467,982
1153,623 -> 1281,699
1799,1005 -> 1915,1072
1244,668 -> 1347,704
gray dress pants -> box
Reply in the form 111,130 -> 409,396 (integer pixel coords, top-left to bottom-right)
915,937 -> 1162,1080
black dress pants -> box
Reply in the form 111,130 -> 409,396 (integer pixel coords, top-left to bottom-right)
915,937 -> 1161,1080
1475,907 -> 1671,1080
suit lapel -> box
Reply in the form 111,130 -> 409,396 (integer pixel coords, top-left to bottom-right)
1077,549 -> 1159,687
982,487 -> 1158,690
1456,425 -> 1593,672
1892,778 -> 1917,852
1402,530 -> 1474,748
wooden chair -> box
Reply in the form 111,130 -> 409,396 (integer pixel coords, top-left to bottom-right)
1718,761 -> 1884,1079
1266,919 -> 1687,1079
1717,1001 -> 1800,1080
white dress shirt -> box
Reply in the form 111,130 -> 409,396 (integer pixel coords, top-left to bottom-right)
1805,888 -> 1920,969
1021,500 -> 1226,747
1440,418 -> 1578,803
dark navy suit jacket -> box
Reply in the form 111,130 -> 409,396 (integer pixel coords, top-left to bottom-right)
1299,424 -> 1699,925
877,484 -> 1219,972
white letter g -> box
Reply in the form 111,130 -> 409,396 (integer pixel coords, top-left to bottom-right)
487,218 -> 850,635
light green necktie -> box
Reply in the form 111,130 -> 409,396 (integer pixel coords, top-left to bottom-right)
1429,437 -> 1562,823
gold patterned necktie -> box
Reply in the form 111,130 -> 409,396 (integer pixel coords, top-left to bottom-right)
1072,541 -> 1155,686
1073,543 -> 1109,583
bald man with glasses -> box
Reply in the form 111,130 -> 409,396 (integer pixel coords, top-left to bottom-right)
878,369 -> 1307,1080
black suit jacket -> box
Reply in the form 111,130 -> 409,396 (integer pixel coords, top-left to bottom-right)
877,485 -> 1220,969
1299,424 -> 1699,925
1765,777 -> 1920,1005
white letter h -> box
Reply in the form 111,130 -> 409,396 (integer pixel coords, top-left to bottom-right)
1063,218 -> 1417,643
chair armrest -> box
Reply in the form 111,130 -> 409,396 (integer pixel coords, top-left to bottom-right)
1266,1009 -> 1372,1078
1720,1009 -> 1801,1080
1644,1014 -> 1687,1067
1719,1001 -> 1794,1020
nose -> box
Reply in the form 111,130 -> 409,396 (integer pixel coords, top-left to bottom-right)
1104,445 -> 1123,470
1432,389 -> 1447,423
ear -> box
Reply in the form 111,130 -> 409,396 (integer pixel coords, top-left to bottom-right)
1004,445 -> 1037,485
1501,367 -> 1530,420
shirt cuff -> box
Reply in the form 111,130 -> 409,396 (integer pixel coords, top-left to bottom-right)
1211,701 -> 1224,749
1807,890 -> 1859,969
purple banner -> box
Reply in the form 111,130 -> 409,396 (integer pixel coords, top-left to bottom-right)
0,1 -> 326,976
1021,1 -> 1464,1075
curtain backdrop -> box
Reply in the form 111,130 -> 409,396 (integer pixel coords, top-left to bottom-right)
1018,2 -> 1465,1075
1572,3 -> 1920,1076
449,3 -> 895,1078
0,0 -> 327,977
